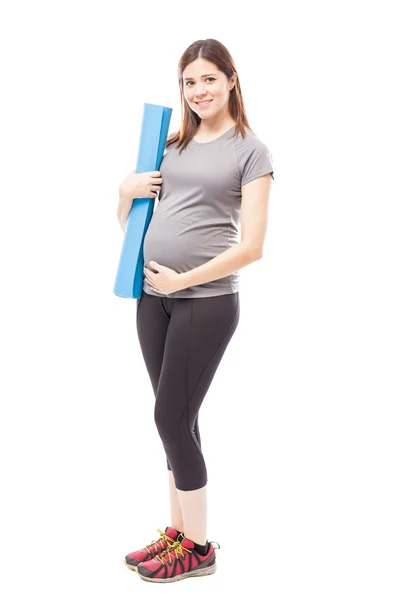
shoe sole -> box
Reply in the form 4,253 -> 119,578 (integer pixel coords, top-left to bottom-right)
137,562 -> 217,583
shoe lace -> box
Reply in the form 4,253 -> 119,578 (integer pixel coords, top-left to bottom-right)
156,540 -> 192,564
145,528 -> 176,554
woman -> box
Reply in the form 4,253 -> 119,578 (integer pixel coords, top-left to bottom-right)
118,38 -> 274,583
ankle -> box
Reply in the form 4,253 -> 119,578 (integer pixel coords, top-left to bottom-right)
184,534 -> 207,546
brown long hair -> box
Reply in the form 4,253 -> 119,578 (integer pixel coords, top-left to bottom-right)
166,39 -> 254,154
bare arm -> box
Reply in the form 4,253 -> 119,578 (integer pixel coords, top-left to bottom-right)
116,193 -> 133,232
178,174 -> 273,289
116,170 -> 162,232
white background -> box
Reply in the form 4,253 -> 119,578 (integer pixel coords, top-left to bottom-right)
1,1 -> 399,599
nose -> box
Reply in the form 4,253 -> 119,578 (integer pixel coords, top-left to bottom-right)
193,84 -> 207,98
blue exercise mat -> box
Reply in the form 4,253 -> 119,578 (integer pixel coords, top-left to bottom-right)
113,103 -> 172,299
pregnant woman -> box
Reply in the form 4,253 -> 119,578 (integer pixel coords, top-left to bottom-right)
117,38 -> 274,584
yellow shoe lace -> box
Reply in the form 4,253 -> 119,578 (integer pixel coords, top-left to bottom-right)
155,539 -> 192,564
145,528 -> 176,554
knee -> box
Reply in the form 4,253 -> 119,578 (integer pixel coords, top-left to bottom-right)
154,402 -> 179,439
154,403 -> 164,434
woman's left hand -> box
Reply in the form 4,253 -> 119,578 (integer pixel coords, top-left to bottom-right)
144,261 -> 184,295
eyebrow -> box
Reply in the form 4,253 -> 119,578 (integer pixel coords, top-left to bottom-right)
183,73 -> 218,81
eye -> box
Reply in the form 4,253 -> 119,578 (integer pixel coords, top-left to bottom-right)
185,77 -> 216,86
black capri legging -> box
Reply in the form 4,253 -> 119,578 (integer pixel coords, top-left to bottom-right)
136,290 -> 240,491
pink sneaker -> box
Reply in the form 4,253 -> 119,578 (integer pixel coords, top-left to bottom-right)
124,526 -> 180,572
136,533 -> 220,583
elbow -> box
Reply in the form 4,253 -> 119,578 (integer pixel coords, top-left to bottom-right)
243,244 -> 263,261
252,251 -> 263,261
120,218 -> 127,233
116,211 -> 126,232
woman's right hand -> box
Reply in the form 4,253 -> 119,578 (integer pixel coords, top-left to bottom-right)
119,170 -> 163,200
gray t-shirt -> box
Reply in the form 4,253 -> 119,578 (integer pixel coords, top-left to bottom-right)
142,125 -> 274,298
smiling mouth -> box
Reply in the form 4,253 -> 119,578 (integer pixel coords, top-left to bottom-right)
196,100 -> 213,105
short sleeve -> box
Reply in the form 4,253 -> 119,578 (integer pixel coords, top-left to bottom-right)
241,142 -> 274,186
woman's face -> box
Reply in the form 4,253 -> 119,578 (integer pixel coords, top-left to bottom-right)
182,58 -> 235,120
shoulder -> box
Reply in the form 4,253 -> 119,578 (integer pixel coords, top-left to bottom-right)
232,127 -> 273,165
162,132 -> 179,158
233,127 -> 270,154
165,131 -> 180,149
233,127 -> 274,185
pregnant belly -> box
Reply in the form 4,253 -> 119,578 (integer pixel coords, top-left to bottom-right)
143,214 -> 230,273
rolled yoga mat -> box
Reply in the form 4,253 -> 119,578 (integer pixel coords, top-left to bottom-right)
113,103 -> 173,299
